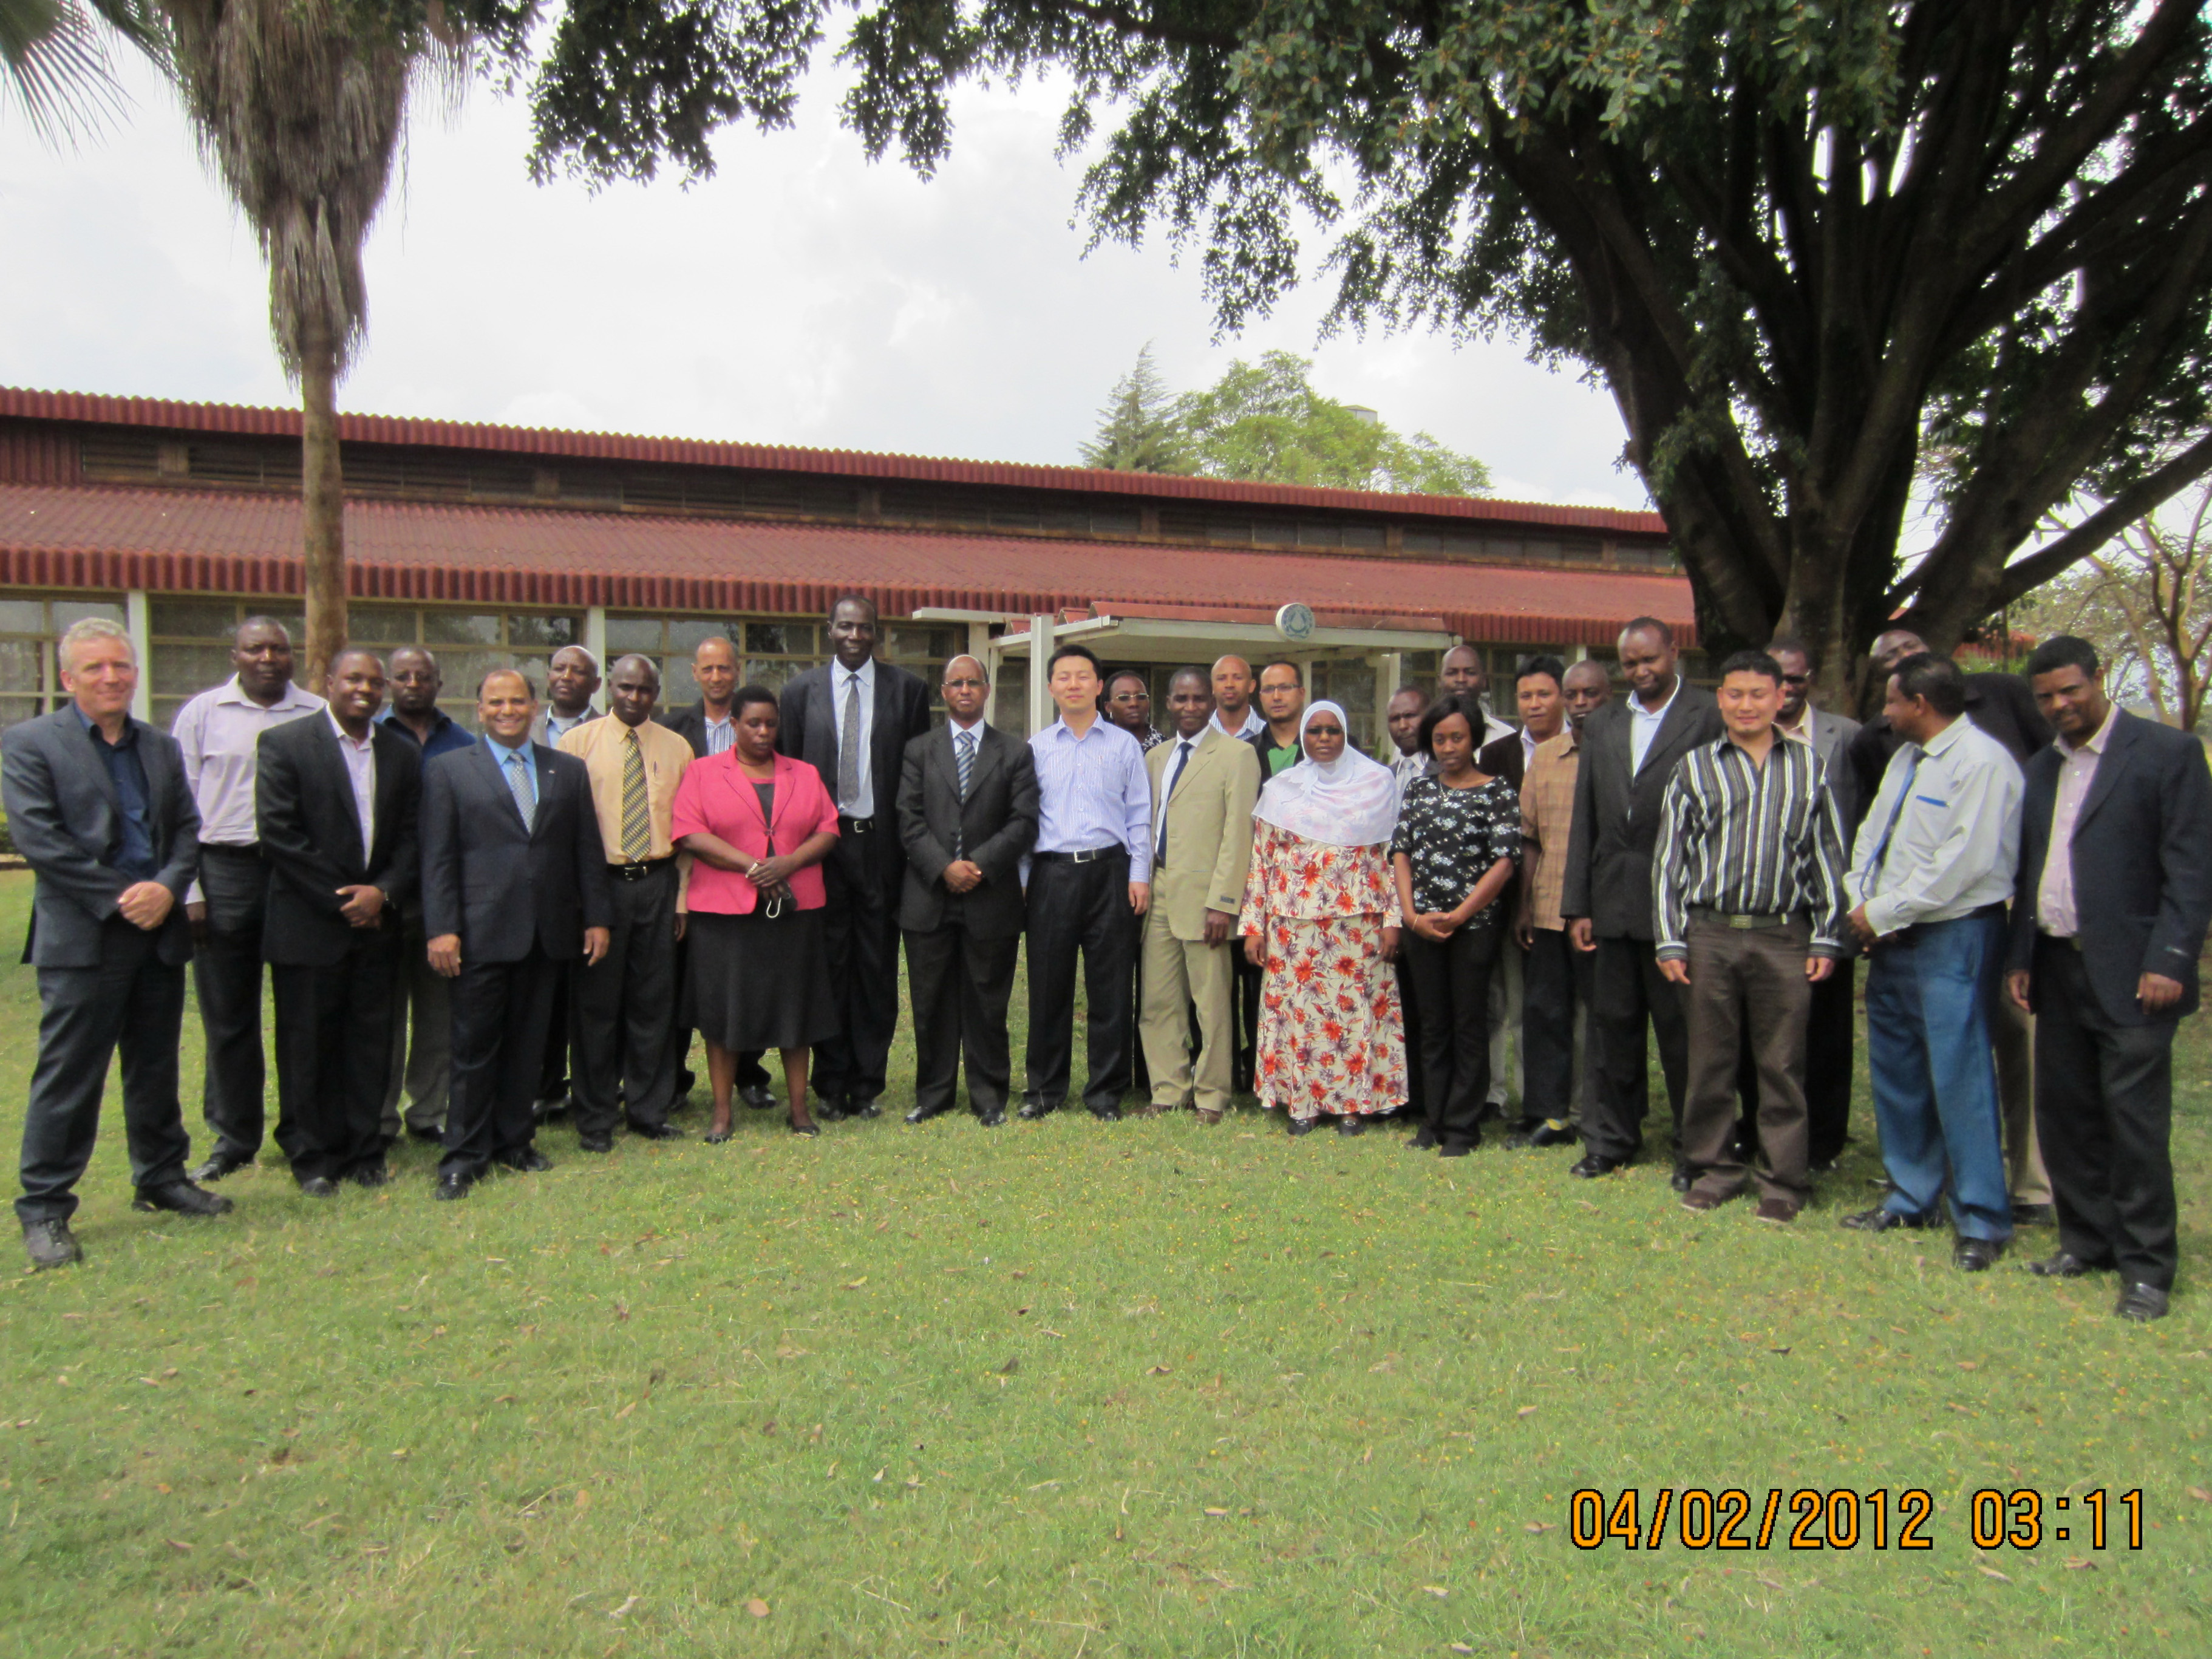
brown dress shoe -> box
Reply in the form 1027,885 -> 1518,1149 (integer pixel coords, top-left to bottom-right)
1753,1197 -> 1800,1224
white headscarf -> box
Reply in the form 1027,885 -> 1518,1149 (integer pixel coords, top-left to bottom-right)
1252,700 -> 1401,848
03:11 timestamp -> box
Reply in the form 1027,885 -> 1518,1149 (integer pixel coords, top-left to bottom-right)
1566,1487 -> 2145,1551
1969,1488 -> 2144,1550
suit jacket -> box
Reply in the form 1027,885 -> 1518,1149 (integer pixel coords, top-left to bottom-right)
655,700 -> 724,760
2009,710 -> 2212,1026
1787,706 -> 1863,832
255,715 -> 422,967
1,708 -> 198,967
1477,730 -> 1526,794
1148,728 -> 1263,941
420,740 -> 611,962
1560,684 -> 1724,940
896,723 -> 1039,939
780,659 -> 934,877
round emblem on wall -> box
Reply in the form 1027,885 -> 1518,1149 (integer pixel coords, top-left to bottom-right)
1274,602 -> 1316,643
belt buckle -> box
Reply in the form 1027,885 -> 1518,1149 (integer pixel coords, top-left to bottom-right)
1071,848 -> 1097,864
1727,913 -> 1756,930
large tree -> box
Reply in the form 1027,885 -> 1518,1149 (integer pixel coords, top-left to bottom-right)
525,0 -> 2212,701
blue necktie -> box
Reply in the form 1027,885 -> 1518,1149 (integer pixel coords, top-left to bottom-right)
1156,738 -> 1193,866
505,751 -> 536,832
1860,747 -> 1922,889
952,729 -> 975,859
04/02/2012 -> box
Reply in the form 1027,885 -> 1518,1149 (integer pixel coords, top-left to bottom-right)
1566,1488 -> 2145,1551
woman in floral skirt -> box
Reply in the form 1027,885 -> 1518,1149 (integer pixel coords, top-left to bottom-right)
1238,701 -> 1409,1136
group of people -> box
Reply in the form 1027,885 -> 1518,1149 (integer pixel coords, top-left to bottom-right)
6,602 -> 2206,1324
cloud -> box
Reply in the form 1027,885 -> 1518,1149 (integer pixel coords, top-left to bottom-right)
1,57 -> 1645,509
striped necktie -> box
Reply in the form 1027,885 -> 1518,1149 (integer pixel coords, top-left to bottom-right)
952,728 -> 975,859
619,728 -> 652,860
504,751 -> 536,832
838,673 -> 863,811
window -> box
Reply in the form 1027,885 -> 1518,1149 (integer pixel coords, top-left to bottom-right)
0,594 -> 127,731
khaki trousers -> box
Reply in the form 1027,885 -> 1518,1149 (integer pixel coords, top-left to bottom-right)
1140,905 -> 1238,1114
1992,993 -> 2052,1205
1681,916 -> 1812,1207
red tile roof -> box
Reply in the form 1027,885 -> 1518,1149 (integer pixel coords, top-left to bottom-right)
0,384 -> 1670,538
0,483 -> 1696,647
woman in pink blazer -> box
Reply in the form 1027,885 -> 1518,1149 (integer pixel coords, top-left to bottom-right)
672,686 -> 841,1139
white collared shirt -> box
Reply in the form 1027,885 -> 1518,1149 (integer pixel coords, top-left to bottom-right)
1627,678 -> 1683,775
328,709 -> 376,864
2035,703 -> 2118,938
1211,706 -> 1265,740
833,658 -> 878,818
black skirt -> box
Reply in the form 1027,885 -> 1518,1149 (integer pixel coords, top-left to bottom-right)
684,908 -> 840,1052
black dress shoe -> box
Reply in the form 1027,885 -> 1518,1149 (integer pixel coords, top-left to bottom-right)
1808,1156 -> 1841,1176
738,1083 -> 776,1110
1407,1127 -> 1440,1151
500,1148 -> 553,1174
628,1122 -> 684,1141
1953,1236 -> 2004,1271
22,1219 -> 80,1270
676,1069 -> 698,1099
849,1097 -> 883,1120
1017,1098 -> 1059,1121
404,1123 -> 444,1144
1336,1115 -> 1366,1138
577,1133 -> 614,1153
434,1173 -> 471,1201
1285,1116 -> 1316,1137
2116,1281 -> 2171,1322
1439,1142 -> 1473,1159
2029,1250 -> 2111,1278
349,1163 -> 389,1188
1569,1152 -> 1626,1179
905,1104 -> 947,1126
1089,1105 -> 1123,1122
1839,1205 -> 1937,1232
189,1150 -> 251,1184
298,1176 -> 339,1199
1527,1120 -> 1579,1148
1670,1166 -> 1694,1193
132,1180 -> 234,1217
2010,1201 -> 2057,1228
976,1106 -> 1007,1128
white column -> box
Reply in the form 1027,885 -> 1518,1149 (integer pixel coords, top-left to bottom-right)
124,589 -> 152,721
1027,614 -> 1054,739
584,606 -> 609,710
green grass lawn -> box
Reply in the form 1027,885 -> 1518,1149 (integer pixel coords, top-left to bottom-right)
1,868 -> 2207,1657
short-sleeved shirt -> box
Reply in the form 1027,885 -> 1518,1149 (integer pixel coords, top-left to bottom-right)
1390,774 -> 1522,919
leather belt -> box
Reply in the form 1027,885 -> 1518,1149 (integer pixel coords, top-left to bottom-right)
839,814 -> 877,834
2038,930 -> 2084,953
1035,847 -> 1123,865
1689,907 -> 1797,930
608,857 -> 675,882
200,842 -> 262,858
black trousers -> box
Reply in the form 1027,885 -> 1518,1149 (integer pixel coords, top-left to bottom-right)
443,944 -> 560,1180
572,864 -> 681,1136
1587,935 -> 1690,1163
271,927 -> 397,1182
815,817 -> 900,1105
18,918 -> 189,1224
1403,922 -> 1500,1150
1395,956 -> 1426,1120
1232,953 -> 1262,1094
905,911 -> 1021,1117
1522,926 -> 1593,1126
2034,940 -> 2180,1289
193,843 -> 271,1159
1026,850 -> 1138,1112
537,966 -> 571,1108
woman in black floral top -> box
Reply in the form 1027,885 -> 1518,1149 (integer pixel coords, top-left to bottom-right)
1389,693 -> 1520,1156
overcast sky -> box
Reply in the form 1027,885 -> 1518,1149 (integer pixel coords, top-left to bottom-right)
2,56 -> 1645,513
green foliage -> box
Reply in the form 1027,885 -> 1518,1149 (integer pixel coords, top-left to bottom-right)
1,0 -> 165,139
1079,343 -> 1193,473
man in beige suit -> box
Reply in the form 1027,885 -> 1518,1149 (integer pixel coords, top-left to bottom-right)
1141,667 -> 1264,1123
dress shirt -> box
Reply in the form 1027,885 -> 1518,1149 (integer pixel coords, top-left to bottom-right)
1479,704 -> 1517,748
542,707 -> 594,743
376,706 -> 475,761
832,658 -> 877,818
2034,702 -> 2117,938
172,675 -> 326,847
483,733 -> 537,813
1152,733 -> 1200,858
1212,707 -> 1265,740
1846,715 -> 2023,936
702,713 -> 735,757
1652,735 -> 1848,959
73,704 -> 157,880
1389,749 -> 1429,806
559,715 -> 696,902
1518,728 -> 1582,932
1520,726 -> 1541,771
328,712 -> 376,865
1030,716 -> 1152,881
1625,678 -> 1683,775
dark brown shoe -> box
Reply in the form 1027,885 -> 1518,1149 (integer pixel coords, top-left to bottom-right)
1680,1190 -> 1724,1213
1752,1198 -> 1799,1225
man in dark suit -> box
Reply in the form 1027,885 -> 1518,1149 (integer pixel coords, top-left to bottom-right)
2007,636 -> 2212,1321
778,594 -> 933,1117
896,656 -> 1040,1126
4,618 -> 230,1270
1474,655 -> 1561,1127
1560,617 -> 1723,1182
256,650 -> 421,1196
420,669 -> 611,1199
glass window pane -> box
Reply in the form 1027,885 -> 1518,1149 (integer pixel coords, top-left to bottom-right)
662,661 -> 701,707
51,598 -> 124,630
151,644 -> 234,698
149,598 -> 239,639
605,616 -> 663,652
0,639 -> 42,693
441,650 -> 530,699
147,697 -> 187,731
0,600 -> 47,633
507,613 -> 579,648
350,605 -> 417,644
743,659 -> 801,694
670,619 -> 741,653
422,611 -> 500,645
0,695 -> 41,732
744,622 -> 794,655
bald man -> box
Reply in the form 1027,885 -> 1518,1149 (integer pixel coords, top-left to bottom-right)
1210,656 -> 1265,741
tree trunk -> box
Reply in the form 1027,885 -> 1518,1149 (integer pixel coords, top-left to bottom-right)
299,316 -> 347,690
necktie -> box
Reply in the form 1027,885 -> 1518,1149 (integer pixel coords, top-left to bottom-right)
505,751 -> 535,833
1860,747 -> 1924,890
1156,738 -> 1193,866
838,673 -> 862,812
619,729 -> 652,860
952,729 -> 976,859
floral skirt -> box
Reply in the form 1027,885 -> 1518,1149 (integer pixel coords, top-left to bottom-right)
1253,913 -> 1409,1120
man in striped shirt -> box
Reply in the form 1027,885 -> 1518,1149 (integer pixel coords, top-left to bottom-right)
1652,649 -> 1849,1222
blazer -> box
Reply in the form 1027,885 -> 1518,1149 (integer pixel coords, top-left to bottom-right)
1,708 -> 199,968
896,721 -> 1039,939
655,700 -> 726,760
1477,730 -> 1527,794
1789,706 -> 1862,832
1148,728 -> 1263,941
1560,684 -> 1724,940
419,740 -> 611,962
2009,710 -> 2212,1026
778,661 -> 934,879
671,749 -> 841,915
254,715 -> 421,967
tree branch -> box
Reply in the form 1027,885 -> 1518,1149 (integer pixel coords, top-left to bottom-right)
1982,430 -> 2212,608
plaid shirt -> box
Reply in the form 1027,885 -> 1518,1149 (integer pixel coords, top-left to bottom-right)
1517,727 -> 1582,932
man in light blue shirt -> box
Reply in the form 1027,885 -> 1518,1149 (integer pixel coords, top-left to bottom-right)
1023,644 -> 1153,1121
1842,652 -> 2023,1269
